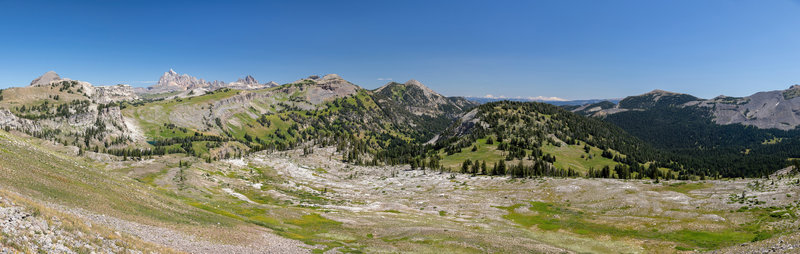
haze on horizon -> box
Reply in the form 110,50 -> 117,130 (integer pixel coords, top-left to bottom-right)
1,0 -> 799,100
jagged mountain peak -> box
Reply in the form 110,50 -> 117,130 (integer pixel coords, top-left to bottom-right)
153,69 -> 211,92
236,75 -> 258,85
30,71 -> 62,87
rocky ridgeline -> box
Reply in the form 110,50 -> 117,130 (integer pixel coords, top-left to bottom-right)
26,71 -> 139,103
573,86 -> 800,130
701,85 -> 800,130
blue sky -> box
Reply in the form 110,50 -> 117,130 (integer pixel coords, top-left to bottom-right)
1,0 -> 799,100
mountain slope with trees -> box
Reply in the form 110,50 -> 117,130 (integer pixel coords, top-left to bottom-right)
118,74 -> 477,165
428,101 -> 680,179
572,88 -> 800,177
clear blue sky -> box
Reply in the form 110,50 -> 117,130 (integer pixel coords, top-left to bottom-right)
1,0 -> 799,100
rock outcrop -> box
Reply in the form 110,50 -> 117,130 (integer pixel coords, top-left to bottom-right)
93,84 -> 139,104
287,74 -> 361,104
29,71 -> 62,87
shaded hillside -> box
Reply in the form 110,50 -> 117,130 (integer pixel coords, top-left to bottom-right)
570,89 -> 800,177
605,105 -> 800,177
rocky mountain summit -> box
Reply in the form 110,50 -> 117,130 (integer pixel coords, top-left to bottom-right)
374,79 -> 476,118
29,71 -> 62,87
280,74 -> 362,104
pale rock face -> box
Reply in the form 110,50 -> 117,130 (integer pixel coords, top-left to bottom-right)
0,109 -> 40,132
703,86 -> 800,130
93,84 -> 139,104
303,74 -> 360,104
29,71 -> 62,87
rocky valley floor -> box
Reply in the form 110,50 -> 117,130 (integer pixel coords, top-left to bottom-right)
2,130 -> 800,253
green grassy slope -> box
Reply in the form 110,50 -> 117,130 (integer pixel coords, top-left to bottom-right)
0,130 -> 238,226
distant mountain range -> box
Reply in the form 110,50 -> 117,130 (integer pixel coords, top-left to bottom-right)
465,96 -> 621,106
135,69 -> 279,96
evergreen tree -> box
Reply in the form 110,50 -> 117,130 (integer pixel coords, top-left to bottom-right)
496,160 -> 506,175
461,159 -> 472,174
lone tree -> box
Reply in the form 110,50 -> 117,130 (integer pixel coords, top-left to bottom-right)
461,159 -> 472,174
495,160 -> 506,176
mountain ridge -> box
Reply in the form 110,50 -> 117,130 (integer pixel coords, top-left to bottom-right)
573,85 -> 800,130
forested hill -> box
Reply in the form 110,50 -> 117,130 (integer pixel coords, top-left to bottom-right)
570,89 -> 800,177
604,104 -> 800,177
427,101 -> 682,179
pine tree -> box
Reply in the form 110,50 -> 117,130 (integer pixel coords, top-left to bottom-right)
461,159 -> 472,174
496,160 -> 506,175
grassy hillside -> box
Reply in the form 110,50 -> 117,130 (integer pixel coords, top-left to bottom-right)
0,129 -> 365,252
